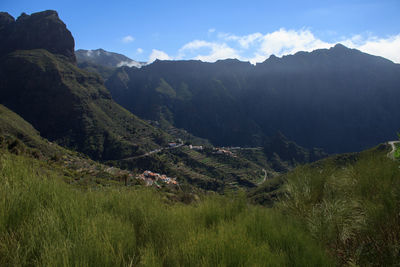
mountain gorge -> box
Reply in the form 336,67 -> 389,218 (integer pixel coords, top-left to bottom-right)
0,11 -> 168,160
1,8 -> 400,266
0,10 -> 296,193
105,45 -> 400,153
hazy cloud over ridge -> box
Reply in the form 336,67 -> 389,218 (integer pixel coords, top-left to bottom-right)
148,49 -> 171,63
147,29 -> 400,64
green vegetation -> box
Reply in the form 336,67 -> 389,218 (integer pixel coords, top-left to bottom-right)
77,60 -> 115,80
2,10 -> 399,265
115,146 -> 271,192
394,144 -> 400,159
394,134 -> 400,159
0,104 -> 67,158
0,104 -> 153,189
275,145 -> 400,266
156,78 -> 176,98
2,97 -> 399,265
0,152 -> 332,266
1,125 -> 400,266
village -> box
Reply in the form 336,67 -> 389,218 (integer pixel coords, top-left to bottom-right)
137,170 -> 178,187
60,138 -> 249,188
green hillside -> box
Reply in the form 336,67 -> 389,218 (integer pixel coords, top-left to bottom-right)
251,143 -> 400,265
0,104 -> 65,158
0,102 -> 273,193
2,135 -> 399,265
114,146 -> 271,192
0,151 -> 333,266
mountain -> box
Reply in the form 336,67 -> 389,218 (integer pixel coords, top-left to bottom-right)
76,48 -> 145,80
0,11 -> 168,160
105,45 -> 400,153
106,60 -> 263,147
76,48 -> 145,68
0,10 -> 75,62
0,10 -> 290,193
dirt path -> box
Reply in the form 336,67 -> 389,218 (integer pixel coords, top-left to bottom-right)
387,141 -> 399,159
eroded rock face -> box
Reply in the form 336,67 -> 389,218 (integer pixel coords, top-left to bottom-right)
0,10 -> 76,62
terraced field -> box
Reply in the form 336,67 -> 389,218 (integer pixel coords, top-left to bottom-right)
170,148 -> 267,189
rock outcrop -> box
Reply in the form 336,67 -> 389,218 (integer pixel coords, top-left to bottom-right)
0,10 -> 75,62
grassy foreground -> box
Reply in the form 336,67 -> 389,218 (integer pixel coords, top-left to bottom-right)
0,152 -> 332,266
279,145 -> 400,266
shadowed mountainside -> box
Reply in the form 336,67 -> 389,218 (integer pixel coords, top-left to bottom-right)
105,45 -> 400,153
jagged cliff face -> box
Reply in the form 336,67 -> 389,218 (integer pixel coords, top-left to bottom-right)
0,11 -> 168,160
0,10 -> 75,62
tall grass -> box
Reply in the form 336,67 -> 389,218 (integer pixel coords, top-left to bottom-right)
279,148 -> 400,265
0,152 -> 333,266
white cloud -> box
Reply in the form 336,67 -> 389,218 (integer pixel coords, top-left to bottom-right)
148,49 -> 171,63
117,60 -> 143,68
208,28 -> 216,33
86,50 -> 93,57
122,35 -> 135,43
246,28 -> 334,63
179,40 -> 239,62
144,29 -> 400,65
137,48 -> 144,54
179,29 -> 400,64
342,35 -> 400,63
220,32 -> 263,49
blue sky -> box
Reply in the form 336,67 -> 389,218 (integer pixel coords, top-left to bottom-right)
2,0 -> 400,63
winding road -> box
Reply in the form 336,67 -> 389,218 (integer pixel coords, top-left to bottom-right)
257,169 -> 267,185
122,143 -> 184,161
387,141 -> 400,159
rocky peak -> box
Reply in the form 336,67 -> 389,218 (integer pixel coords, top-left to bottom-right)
0,12 -> 15,26
331,43 -> 348,50
0,10 -> 76,62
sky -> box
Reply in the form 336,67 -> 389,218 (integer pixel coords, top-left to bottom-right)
1,0 -> 400,63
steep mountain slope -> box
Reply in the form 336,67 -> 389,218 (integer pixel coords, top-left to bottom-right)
106,60 -> 263,146
105,45 -> 400,153
250,44 -> 400,152
0,11 -> 168,160
0,104 -> 63,157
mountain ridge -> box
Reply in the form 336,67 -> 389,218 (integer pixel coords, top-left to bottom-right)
105,43 -> 400,153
